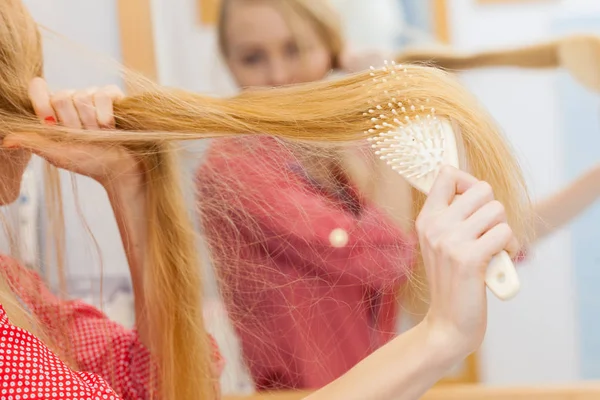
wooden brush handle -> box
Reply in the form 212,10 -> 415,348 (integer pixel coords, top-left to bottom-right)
485,250 -> 520,300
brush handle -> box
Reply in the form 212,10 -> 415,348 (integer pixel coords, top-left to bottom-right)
485,250 -> 520,301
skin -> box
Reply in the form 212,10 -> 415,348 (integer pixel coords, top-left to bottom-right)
3,25 -> 522,399
222,0 -> 414,230
1,78 -> 150,348
306,167 -> 520,400
222,0 -> 394,89
223,0 -> 600,243
221,7 -> 524,397
223,0 -> 333,88
2,77 -> 522,399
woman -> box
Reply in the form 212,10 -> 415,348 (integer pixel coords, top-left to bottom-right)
198,0 -> 414,391
199,0 -> 600,392
1,85 -> 521,400
0,82 -> 523,400
0,1 -> 529,399
0,79 -> 224,399
0,1 -> 226,397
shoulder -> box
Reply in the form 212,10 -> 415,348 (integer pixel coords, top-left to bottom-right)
0,305 -> 123,399
0,255 -> 43,300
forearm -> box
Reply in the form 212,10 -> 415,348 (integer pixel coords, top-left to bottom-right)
534,166 -> 600,240
304,323 -> 463,400
105,177 -> 150,348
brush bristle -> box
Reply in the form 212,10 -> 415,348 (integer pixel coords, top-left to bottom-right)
364,61 -> 446,181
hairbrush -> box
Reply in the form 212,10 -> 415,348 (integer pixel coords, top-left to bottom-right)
364,61 -> 520,301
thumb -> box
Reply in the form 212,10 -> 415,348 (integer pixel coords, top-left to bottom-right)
422,166 -> 479,213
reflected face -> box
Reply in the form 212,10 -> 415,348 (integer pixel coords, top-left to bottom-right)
0,148 -> 31,205
223,1 -> 333,88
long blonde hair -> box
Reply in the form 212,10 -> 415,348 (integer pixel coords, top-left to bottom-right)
0,1 -> 214,399
1,0 -> 531,399
218,0 -> 344,68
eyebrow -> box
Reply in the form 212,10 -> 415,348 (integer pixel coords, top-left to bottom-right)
231,34 -> 296,51
231,42 -> 262,50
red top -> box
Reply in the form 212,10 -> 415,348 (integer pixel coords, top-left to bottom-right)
197,137 -> 416,390
0,255 -> 224,399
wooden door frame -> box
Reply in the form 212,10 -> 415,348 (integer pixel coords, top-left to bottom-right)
196,0 -> 451,44
116,0 -> 158,89
433,0 -> 451,43
117,0 -> 452,79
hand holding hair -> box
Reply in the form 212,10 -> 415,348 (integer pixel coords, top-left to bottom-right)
0,1 -> 534,398
2,78 -> 142,189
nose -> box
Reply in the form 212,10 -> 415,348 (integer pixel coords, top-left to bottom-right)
267,59 -> 292,87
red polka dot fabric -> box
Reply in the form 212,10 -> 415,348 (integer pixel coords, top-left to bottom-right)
0,305 -> 122,399
0,256 -> 225,399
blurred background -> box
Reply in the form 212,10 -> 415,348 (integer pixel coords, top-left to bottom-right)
11,0 -> 600,395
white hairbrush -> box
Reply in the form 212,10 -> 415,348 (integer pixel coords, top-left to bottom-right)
365,62 -> 520,301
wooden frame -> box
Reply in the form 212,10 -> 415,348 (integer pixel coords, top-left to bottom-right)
116,0 -> 157,89
117,0 -> 452,76
477,0 -> 554,3
433,0 -> 451,43
223,383 -> 600,400
198,0 -> 221,25
196,0 -> 451,44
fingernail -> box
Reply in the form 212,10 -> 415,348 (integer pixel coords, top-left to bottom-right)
44,116 -> 57,125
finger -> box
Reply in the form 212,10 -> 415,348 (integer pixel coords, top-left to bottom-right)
446,181 -> 496,224
474,222 -> 514,263
505,235 -> 521,259
50,90 -> 82,129
73,88 -> 99,129
457,200 -> 506,241
94,85 -> 124,128
28,78 -> 57,123
422,166 -> 479,213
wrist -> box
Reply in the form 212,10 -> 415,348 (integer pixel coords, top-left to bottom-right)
415,319 -> 471,369
104,177 -> 144,199
102,166 -> 146,202
98,150 -> 146,199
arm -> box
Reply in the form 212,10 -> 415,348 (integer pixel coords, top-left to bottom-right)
104,175 -> 149,348
1,255 -> 225,400
306,167 -> 521,400
533,165 -> 600,240
101,148 -> 226,398
21,80 -> 225,398
0,305 -> 128,400
304,323 -> 461,400
0,255 -> 156,399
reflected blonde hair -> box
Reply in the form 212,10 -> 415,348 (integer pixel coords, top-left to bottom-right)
1,0 -> 531,399
218,0 -> 344,68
